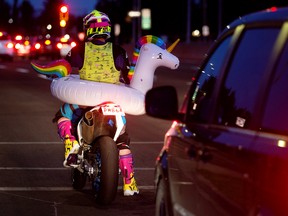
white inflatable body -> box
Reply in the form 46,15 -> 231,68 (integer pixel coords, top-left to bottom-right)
51,75 -> 145,115
50,42 -> 180,115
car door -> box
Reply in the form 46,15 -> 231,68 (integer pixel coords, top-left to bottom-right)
186,25 -> 284,215
167,35 -> 235,216
249,37 -> 288,216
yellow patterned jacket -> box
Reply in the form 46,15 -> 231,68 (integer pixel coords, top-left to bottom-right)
79,42 -> 120,84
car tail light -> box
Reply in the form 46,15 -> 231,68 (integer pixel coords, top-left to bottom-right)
6,42 -> 14,49
35,43 -> 41,49
15,43 -> 21,49
57,42 -> 63,49
15,35 -> 23,41
71,41 -> 76,47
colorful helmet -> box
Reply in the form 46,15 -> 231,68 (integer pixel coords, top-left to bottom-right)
83,10 -> 111,40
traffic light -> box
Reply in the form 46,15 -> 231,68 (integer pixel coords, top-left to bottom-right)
59,5 -> 69,27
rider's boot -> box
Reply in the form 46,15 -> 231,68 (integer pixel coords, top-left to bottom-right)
119,153 -> 139,196
63,136 -> 80,167
57,120 -> 80,167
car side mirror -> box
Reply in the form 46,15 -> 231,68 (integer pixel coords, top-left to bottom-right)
145,86 -> 179,120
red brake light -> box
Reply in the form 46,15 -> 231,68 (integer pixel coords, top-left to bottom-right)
71,41 -> 76,47
35,43 -> 41,49
15,43 -> 21,49
15,35 -> 22,41
57,42 -> 63,49
6,42 -> 14,49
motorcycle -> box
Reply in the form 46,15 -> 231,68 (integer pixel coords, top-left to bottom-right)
31,35 -> 180,205
71,102 -> 125,205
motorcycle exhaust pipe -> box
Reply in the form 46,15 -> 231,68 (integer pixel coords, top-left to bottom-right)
84,111 -> 94,126
81,110 -> 116,145
81,111 -> 95,144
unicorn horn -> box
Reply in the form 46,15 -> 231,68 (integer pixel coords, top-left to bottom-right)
167,38 -> 180,53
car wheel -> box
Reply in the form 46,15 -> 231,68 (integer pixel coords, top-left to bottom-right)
155,177 -> 171,216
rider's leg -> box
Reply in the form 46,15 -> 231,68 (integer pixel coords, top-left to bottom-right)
57,117 -> 80,167
119,147 -> 139,196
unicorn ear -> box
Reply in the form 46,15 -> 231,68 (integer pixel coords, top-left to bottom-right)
167,38 -> 180,52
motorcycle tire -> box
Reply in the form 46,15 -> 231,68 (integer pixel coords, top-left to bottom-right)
92,136 -> 119,205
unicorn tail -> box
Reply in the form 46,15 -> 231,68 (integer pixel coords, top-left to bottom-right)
31,59 -> 72,79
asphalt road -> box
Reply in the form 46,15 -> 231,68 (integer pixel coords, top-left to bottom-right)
0,43 -> 209,216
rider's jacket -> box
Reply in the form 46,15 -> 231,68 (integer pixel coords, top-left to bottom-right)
79,42 -> 120,84
65,40 -> 130,85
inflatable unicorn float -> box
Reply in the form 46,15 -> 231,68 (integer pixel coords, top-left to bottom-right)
31,35 -> 180,115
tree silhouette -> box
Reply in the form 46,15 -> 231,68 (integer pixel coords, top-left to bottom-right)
19,0 -> 35,35
37,0 -> 65,37
0,0 -> 12,32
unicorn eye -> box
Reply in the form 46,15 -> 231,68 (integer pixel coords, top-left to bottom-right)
157,53 -> 163,59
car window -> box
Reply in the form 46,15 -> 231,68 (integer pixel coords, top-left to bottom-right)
261,40 -> 288,135
188,36 -> 232,123
216,28 -> 280,128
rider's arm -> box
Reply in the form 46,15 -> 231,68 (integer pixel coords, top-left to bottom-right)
52,103 -> 79,141
53,103 -> 81,123
53,103 -> 89,142
113,44 -> 131,85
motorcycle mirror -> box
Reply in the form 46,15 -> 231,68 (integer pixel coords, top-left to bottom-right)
167,38 -> 180,53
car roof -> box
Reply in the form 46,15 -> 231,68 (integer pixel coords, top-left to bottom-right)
223,7 -> 288,32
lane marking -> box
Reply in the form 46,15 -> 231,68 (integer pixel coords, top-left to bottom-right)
0,185 -> 155,191
0,141 -> 163,145
0,167 -> 154,171
16,68 -> 29,73
37,74 -> 49,79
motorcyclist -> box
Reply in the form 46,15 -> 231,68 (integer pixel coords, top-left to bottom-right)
53,10 -> 139,196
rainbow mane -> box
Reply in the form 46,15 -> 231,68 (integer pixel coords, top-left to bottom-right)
31,59 -> 72,78
128,35 -> 166,80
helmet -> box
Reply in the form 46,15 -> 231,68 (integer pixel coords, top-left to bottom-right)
83,10 -> 111,40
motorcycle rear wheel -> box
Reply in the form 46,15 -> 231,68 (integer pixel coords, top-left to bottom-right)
93,136 -> 119,205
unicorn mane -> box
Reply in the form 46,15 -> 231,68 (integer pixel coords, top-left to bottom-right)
128,35 -> 166,80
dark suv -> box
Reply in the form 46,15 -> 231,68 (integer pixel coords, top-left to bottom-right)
145,7 -> 288,216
